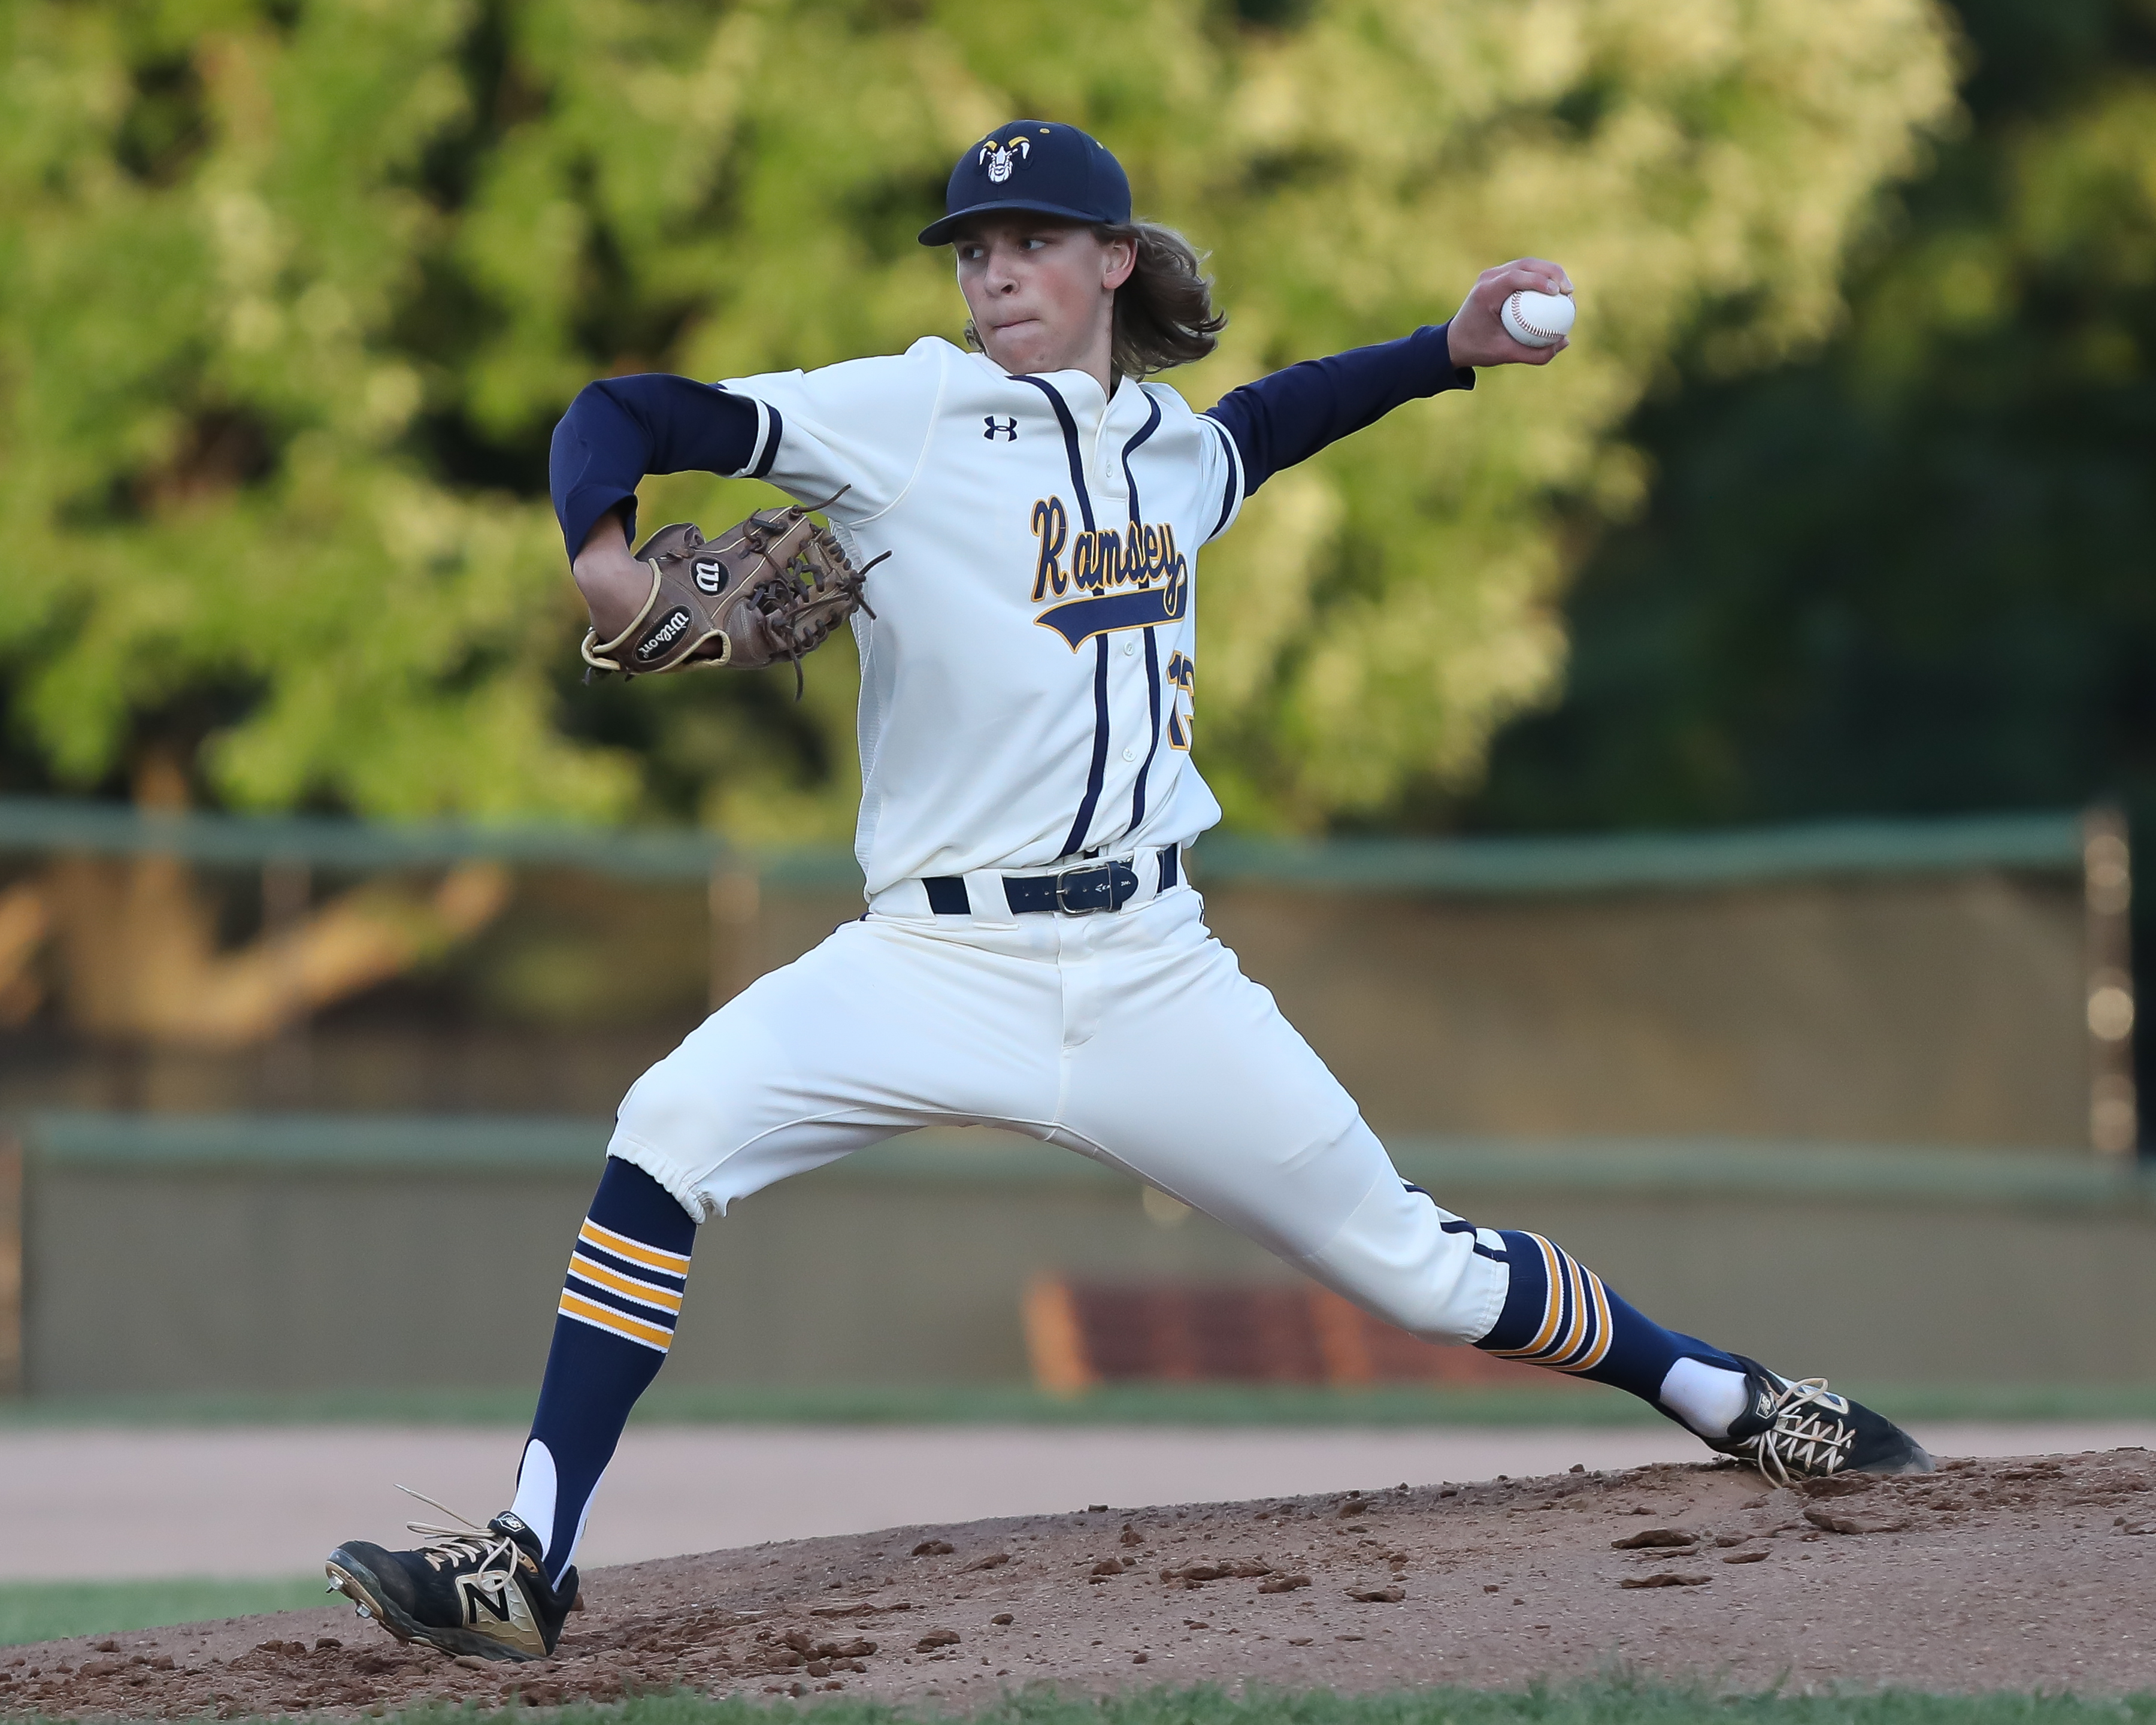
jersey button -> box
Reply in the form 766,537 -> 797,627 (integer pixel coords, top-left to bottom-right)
1123,639 -> 1138,656
1122,746 -> 1137,762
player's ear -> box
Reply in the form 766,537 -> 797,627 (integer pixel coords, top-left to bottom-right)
1103,236 -> 1137,292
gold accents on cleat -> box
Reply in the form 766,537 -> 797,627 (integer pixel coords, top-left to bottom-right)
324,1493 -> 570,1663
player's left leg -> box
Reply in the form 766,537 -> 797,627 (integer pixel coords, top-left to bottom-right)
1055,887 -> 1929,1481
331,908 -> 1073,1656
507,1157 -> 694,1584
324,1154 -> 688,1661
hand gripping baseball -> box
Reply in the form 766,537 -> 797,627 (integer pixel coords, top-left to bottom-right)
1446,258 -> 1574,368
580,490 -> 885,696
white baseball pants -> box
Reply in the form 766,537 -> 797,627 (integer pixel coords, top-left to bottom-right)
608,879 -> 1509,1344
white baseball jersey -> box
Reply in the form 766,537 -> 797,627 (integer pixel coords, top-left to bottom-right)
713,336 -> 1244,897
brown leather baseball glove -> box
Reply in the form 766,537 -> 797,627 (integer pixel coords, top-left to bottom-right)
580,492 -> 883,695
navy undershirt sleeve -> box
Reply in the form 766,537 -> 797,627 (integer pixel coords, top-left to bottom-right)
549,374 -> 761,562
1202,321 -> 1473,500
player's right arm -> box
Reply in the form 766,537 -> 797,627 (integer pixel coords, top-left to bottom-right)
1203,326 -> 1473,507
1201,258 -> 1572,508
1443,258 -> 1574,369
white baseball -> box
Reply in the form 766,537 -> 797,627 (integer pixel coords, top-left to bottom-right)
1501,289 -> 1574,348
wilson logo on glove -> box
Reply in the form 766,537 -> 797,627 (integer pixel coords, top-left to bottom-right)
637,609 -> 694,659
580,490 -> 886,697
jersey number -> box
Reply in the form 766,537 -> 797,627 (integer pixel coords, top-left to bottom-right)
1165,651 -> 1195,750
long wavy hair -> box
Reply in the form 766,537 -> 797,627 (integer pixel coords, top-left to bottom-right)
1097,220 -> 1227,377
963,220 -> 1227,378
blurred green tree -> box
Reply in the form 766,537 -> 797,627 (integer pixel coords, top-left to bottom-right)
1465,0 -> 2156,836
0,0 -> 626,819
1455,0 -> 2156,1149
0,0 -> 1953,834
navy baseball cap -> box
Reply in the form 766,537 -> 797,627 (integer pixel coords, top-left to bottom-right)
917,120 -> 1131,246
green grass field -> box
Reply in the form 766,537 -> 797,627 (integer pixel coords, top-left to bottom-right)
0,1575 -> 327,1648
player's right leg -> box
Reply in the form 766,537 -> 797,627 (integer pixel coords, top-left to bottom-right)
1468,1223 -> 1930,1480
1056,888 -> 1930,1482
327,913 -> 1067,1658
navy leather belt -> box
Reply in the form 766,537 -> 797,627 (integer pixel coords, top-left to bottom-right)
923,848 -> 1179,916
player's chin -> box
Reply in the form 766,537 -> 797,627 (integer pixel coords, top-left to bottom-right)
982,321 -> 1047,365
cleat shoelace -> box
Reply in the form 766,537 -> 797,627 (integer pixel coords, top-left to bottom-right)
1736,1376 -> 1857,1485
392,1485 -> 521,1577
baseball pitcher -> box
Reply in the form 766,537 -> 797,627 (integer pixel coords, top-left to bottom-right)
326,120 -> 1930,1663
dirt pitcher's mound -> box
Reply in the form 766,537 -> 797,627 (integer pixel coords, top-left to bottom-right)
8,1448 -> 2155,1715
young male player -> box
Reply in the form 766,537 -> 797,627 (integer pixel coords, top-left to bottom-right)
326,121 -> 1930,1664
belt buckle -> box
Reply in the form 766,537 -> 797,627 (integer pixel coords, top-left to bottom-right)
1054,862 -> 1105,914
1055,859 -> 1137,915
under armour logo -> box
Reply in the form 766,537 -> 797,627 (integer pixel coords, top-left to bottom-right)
983,416 -> 1018,442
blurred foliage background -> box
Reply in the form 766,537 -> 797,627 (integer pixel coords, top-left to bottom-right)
1463,0 -> 2156,839
1,0 -> 1960,842
1446,0 -> 2156,1125
1,0 -> 2149,857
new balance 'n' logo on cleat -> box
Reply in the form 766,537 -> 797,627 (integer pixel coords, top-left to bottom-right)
1713,1354 -> 1934,1484
325,1496 -> 574,1663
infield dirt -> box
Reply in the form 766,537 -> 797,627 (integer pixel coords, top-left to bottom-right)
7,1448 -> 2153,1715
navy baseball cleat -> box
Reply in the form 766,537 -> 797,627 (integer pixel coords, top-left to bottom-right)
325,1495 -> 574,1663
1712,1354 -> 1934,1483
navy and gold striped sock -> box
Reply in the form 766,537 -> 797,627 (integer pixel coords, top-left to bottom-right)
559,1213 -> 690,1352
1476,1230 -> 1750,1437
511,1158 -> 695,1585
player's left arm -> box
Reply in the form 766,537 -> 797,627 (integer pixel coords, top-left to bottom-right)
1204,257 -> 1571,501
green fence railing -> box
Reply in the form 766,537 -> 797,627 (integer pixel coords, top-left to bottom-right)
0,797 -> 2089,896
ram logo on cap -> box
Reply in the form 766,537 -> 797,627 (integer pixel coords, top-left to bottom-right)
977,135 -> 1031,183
